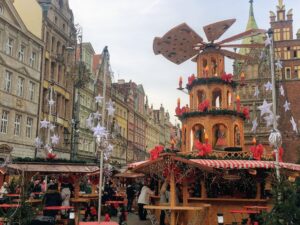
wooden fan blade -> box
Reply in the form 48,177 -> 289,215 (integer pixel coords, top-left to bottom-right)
219,49 -> 252,60
153,23 -> 203,64
216,29 -> 266,45
220,43 -> 265,48
203,19 -> 236,42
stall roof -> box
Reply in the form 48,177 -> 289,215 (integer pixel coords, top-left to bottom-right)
129,157 -> 300,172
6,164 -> 99,173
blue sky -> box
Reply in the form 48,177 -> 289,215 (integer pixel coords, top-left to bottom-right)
69,0 -> 300,124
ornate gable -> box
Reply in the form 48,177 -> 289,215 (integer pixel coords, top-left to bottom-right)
1,0 -> 27,32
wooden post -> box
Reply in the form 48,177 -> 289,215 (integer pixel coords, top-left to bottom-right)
74,175 -> 80,198
170,172 -> 176,225
256,182 -> 261,199
182,183 -> 188,205
200,180 -> 207,198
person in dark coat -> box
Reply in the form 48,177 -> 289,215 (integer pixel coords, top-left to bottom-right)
43,184 -> 62,218
126,182 -> 135,212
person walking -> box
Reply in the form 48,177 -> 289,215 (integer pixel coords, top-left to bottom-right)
126,182 -> 135,213
137,183 -> 154,220
159,180 -> 169,225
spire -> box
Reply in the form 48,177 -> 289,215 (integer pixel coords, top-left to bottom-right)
239,0 -> 264,55
277,0 -> 285,10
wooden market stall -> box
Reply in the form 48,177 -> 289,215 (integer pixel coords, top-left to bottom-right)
127,18 -> 300,225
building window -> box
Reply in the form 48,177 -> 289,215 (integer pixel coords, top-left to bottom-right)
29,81 -> 35,101
26,117 -> 33,138
275,48 -> 281,59
6,38 -> 13,55
295,66 -> 300,79
54,16 -> 58,24
4,71 -> 12,92
0,5 -> 3,15
285,67 -> 291,80
18,45 -> 25,62
274,29 -> 280,41
17,77 -> 24,97
14,114 -> 22,136
284,47 -> 291,60
0,111 -> 9,134
30,52 -> 36,67
278,12 -> 284,21
283,28 -> 290,40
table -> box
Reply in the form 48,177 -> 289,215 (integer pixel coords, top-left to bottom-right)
230,209 -> 259,224
79,222 -> 118,225
71,198 -> 90,225
26,199 -> 42,204
6,194 -> 20,197
44,206 -> 74,210
105,201 -> 126,207
144,204 -> 211,225
0,204 -> 20,208
243,205 -> 268,211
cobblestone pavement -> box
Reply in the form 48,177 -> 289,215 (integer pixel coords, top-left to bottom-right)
106,212 -> 152,225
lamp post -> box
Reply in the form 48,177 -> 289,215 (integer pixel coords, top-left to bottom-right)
267,28 -> 281,180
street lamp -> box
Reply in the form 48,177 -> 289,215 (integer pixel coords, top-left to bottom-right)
267,28 -> 281,180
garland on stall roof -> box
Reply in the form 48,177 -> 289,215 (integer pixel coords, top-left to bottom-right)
177,109 -> 246,120
186,77 -> 238,91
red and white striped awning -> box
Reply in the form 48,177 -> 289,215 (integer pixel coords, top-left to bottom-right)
190,159 -> 300,171
129,159 -> 300,172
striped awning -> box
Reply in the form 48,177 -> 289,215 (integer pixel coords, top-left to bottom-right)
129,159 -> 300,172
191,159 -> 300,171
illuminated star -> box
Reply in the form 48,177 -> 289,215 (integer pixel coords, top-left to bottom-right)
275,59 -> 283,70
40,119 -> 50,129
86,114 -> 94,128
49,123 -> 56,131
50,134 -> 60,145
253,86 -> 260,97
280,85 -> 285,96
264,81 -> 272,91
264,113 -> 280,128
92,124 -> 106,138
95,95 -> 104,104
34,137 -> 43,148
48,99 -> 55,106
283,100 -> 291,112
251,118 -> 258,133
290,117 -> 298,134
93,111 -> 101,120
258,100 -> 273,117
107,106 -> 115,116
265,37 -> 271,46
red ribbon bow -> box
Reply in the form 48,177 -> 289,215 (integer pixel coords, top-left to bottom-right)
221,73 -> 233,83
150,145 -> 164,160
250,144 -> 264,160
194,140 -> 212,156
198,99 -> 210,112
242,107 -> 250,119
188,74 -> 196,85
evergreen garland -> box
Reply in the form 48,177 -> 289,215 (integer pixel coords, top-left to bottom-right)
178,109 -> 246,120
186,77 -> 238,91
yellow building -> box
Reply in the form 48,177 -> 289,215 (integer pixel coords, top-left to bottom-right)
145,104 -> 160,152
111,88 -> 128,166
13,0 -> 43,39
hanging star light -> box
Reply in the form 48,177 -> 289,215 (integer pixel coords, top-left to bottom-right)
265,37 -> 271,46
280,85 -> 285,96
283,100 -> 291,112
49,123 -> 56,131
258,100 -> 273,116
92,124 -> 107,138
93,111 -> 101,120
259,51 -> 265,60
251,118 -> 258,133
253,86 -> 260,97
264,113 -> 280,128
95,95 -> 104,104
290,116 -> 298,134
275,59 -> 283,70
86,114 -> 94,128
264,81 -> 272,91
107,106 -> 115,116
50,134 -> 60,145
34,137 -> 43,148
40,119 -> 50,129
48,99 -> 55,106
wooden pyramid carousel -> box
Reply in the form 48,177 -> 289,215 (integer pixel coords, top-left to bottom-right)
154,19 -> 265,154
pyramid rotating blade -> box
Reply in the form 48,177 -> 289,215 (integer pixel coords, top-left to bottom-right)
219,49 -> 252,60
153,23 -> 203,65
216,28 -> 266,45
203,19 -> 236,42
220,43 -> 265,48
